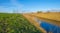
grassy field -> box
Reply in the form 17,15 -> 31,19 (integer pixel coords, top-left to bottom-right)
23,12 -> 60,33
0,13 -> 42,33
23,14 -> 47,33
31,12 -> 60,26
32,12 -> 60,21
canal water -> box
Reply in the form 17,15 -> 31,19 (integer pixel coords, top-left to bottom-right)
35,18 -> 60,33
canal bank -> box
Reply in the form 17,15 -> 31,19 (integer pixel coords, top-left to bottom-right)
31,14 -> 60,26
34,17 -> 60,33
23,14 -> 47,33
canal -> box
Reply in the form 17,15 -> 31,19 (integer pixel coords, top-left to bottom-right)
35,17 -> 60,33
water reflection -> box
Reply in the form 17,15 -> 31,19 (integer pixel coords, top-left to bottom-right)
35,18 -> 60,33
40,22 -> 60,33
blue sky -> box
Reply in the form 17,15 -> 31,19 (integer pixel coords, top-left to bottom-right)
0,0 -> 60,13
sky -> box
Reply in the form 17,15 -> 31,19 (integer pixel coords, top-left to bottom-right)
0,0 -> 60,13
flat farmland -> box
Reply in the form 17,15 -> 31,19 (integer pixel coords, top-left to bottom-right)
23,12 -> 60,33
0,13 -> 42,33
31,12 -> 60,26
23,14 -> 46,33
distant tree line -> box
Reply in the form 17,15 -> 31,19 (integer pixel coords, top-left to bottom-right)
37,11 -> 42,13
37,11 -> 51,13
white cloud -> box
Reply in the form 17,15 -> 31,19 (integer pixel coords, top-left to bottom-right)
10,0 -> 24,13
0,0 -> 24,13
0,6 -> 13,13
10,0 -> 23,9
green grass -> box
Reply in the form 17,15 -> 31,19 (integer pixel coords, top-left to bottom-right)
0,13 -> 42,33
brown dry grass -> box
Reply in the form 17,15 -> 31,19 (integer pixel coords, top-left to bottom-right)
31,12 -> 60,26
32,12 -> 60,21
23,14 -> 47,33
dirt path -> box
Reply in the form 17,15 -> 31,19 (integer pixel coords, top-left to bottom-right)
23,14 -> 46,33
